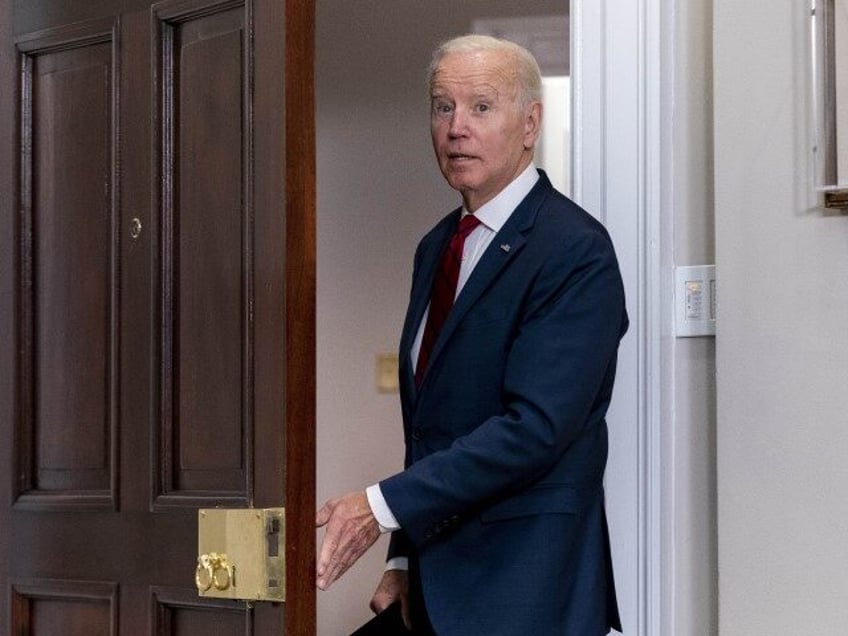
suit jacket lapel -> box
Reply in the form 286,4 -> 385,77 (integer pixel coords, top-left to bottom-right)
402,172 -> 554,394
420,173 -> 552,389
399,209 -> 461,397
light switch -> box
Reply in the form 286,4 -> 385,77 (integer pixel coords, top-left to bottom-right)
675,265 -> 716,337
376,353 -> 399,393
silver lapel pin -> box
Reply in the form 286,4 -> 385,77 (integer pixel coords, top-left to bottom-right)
500,243 -> 511,253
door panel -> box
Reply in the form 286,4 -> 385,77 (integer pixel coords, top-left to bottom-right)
32,40 -> 114,494
152,587 -> 250,635
11,580 -> 117,636
15,17 -> 119,511
153,0 -> 251,508
0,0 -> 315,633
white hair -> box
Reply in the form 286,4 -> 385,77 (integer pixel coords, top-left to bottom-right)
427,34 -> 543,107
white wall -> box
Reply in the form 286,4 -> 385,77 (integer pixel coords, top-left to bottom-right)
714,1 -> 848,633
316,2 -> 563,633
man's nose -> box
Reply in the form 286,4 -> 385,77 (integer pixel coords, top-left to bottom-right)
448,110 -> 469,137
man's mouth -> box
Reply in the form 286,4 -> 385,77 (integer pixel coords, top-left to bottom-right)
447,152 -> 476,162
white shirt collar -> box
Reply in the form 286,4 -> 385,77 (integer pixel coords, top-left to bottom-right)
462,163 -> 539,232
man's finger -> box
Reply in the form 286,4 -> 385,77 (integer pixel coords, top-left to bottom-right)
320,528 -> 360,587
369,569 -> 410,628
370,589 -> 395,614
316,528 -> 338,578
317,513 -> 353,585
318,521 -> 379,589
315,498 -> 336,527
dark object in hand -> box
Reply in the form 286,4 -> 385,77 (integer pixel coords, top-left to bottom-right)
349,601 -> 410,635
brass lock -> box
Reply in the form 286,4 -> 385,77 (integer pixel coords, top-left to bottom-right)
195,552 -> 233,592
196,508 -> 285,602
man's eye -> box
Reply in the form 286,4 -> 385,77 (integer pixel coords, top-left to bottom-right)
475,103 -> 490,113
433,102 -> 453,114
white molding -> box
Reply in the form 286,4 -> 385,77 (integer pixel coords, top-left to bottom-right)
572,0 -> 668,633
570,0 -> 605,222
642,0 -> 668,634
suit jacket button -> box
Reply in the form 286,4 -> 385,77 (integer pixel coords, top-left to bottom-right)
411,429 -> 421,441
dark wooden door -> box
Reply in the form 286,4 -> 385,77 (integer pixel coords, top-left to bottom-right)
0,0 -> 315,633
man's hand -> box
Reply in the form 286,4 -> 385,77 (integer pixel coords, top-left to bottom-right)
370,569 -> 410,629
315,491 -> 380,590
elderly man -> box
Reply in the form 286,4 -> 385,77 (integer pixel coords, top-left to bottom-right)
317,35 -> 627,635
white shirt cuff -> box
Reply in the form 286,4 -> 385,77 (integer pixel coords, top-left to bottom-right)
385,556 -> 409,572
366,483 -> 401,533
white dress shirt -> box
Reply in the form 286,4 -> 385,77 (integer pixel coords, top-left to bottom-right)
366,164 -> 539,569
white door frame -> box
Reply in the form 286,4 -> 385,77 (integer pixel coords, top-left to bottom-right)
572,0 -> 668,633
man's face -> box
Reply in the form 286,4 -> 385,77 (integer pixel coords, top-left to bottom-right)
430,49 -> 541,212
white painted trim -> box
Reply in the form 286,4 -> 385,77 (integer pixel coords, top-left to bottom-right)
642,0 -> 668,633
572,1 -> 668,633
570,0 -> 605,222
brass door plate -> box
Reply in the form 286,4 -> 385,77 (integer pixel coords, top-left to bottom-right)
376,353 -> 399,393
197,508 -> 285,602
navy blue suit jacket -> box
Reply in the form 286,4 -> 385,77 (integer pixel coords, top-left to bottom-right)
380,171 -> 627,635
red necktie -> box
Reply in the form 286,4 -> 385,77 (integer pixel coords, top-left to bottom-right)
415,214 -> 481,387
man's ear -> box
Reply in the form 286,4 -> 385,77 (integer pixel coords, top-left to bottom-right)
524,101 -> 543,150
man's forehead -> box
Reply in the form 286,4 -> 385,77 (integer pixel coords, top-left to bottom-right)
430,79 -> 501,98
431,51 -> 516,96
